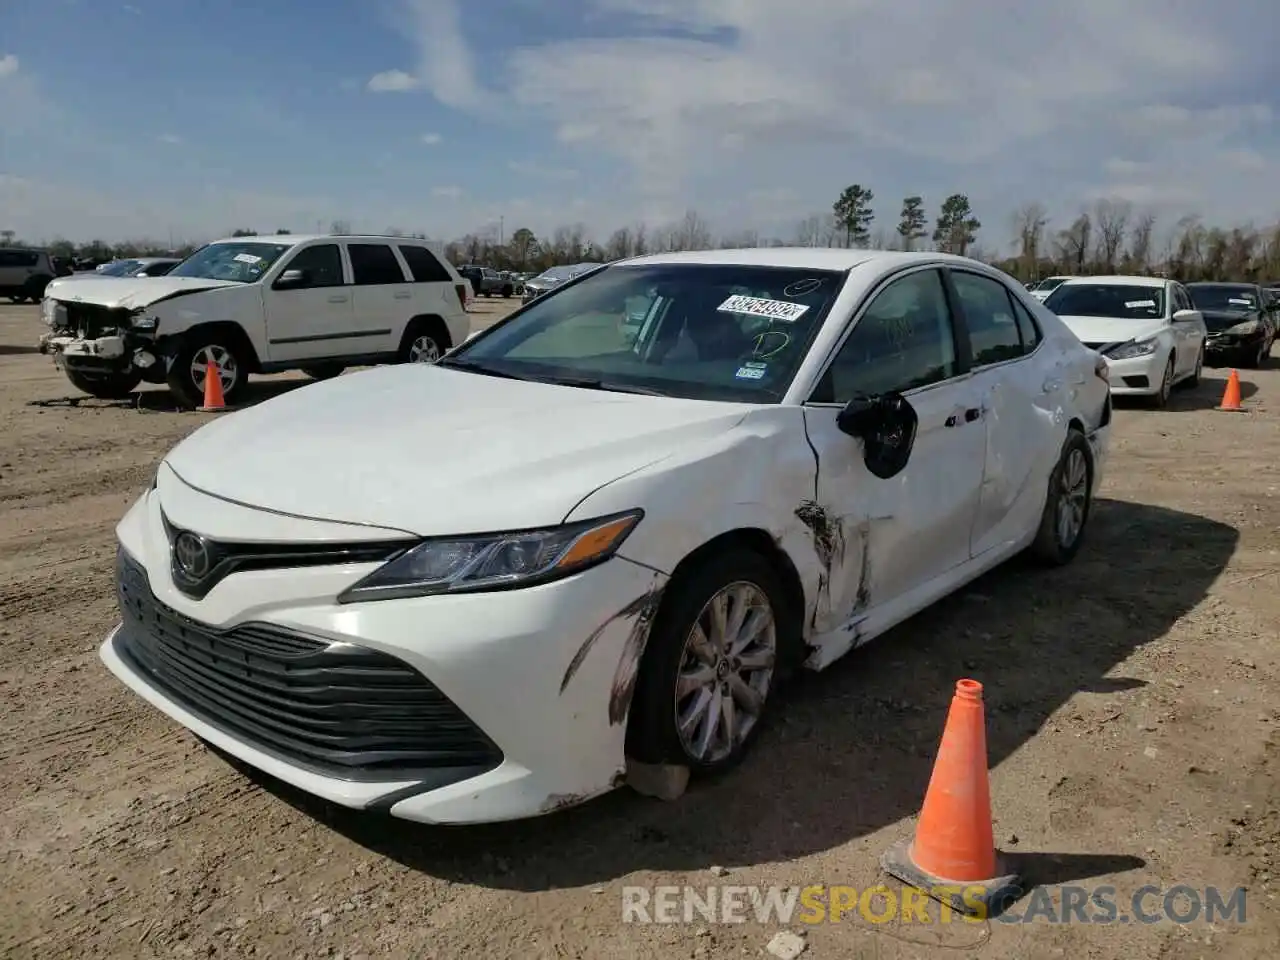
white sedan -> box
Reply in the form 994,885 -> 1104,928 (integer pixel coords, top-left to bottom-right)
1027,275 -> 1073,301
1042,276 -> 1208,407
100,249 -> 1112,824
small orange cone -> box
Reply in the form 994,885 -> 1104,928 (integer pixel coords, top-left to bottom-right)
881,679 -> 1021,917
1216,369 -> 1245,412
196,353 -> 226,412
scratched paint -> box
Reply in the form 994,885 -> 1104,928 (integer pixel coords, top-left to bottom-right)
607,586 -> 664,725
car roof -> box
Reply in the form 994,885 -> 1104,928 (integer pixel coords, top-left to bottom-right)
1186,280 -> 1254,287
1057,275 -> 1169,288
206,233 -> 439,245
611,247 -> 995,273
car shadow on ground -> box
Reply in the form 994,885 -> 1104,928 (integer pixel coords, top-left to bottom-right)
1109,374 -> 1258,412
237,498 -> 1236,894
24,378 -> 310,412
0,343 -> 42,355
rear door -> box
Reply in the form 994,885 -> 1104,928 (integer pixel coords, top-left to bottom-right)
345,242 -> 414,350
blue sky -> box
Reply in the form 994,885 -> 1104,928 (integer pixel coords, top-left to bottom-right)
1,0 -> 1278,253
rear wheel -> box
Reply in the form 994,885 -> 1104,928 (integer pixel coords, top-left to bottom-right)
1029,428 -> 1093,566
64,367 -> 143,400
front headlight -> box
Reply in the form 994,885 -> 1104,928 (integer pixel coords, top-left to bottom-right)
1106,338 -> 1159,360
41,298 -> 56,324
1226,320 -> 1260,336
337,509 -> 643,603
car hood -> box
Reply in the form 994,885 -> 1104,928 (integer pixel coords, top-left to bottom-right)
1198,309 -> 1258,333
44,274 -> 240,310
161,365 -> 752,537
1055,315 -> 1167,346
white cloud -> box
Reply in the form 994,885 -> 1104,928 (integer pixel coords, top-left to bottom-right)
0,54 -> 19,79
419,132 -> 442,144
431,185 -> 463,199
367,69 -> 418,92
382,0 -> 1280,238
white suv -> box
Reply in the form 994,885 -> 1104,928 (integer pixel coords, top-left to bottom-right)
37,235 -> 471,405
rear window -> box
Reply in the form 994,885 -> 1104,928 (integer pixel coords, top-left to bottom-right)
347,244 -> 406,285
398,245 -> 451,283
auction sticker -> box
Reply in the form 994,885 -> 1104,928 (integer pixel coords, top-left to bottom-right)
735,362 -> 767,380
718,295 -> 810,322
1124,300 -> 1155,309
234,253 -> 263,264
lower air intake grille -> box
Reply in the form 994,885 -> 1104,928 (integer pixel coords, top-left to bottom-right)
113,548 -> 503,781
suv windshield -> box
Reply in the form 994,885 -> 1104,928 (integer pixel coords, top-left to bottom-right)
1187,285 -> 1259,313
167,241 -> 292,283
1044,283 -> 1165,320
442,263 -> 845,402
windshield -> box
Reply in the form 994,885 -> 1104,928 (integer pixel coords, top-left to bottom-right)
1187,285 -> 1258,313
99,259 -> 143,276
444,263 -> 845,402
167,241 -> 292,283
1034,277 -> 1069,292
1043,283 -> 1165,320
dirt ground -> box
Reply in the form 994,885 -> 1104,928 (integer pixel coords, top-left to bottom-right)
2,297 -> 1278,960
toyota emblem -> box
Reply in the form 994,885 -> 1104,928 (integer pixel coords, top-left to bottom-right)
173,532 -> 212,580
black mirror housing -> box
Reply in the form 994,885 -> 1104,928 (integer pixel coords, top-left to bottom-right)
836,392 -> 919,480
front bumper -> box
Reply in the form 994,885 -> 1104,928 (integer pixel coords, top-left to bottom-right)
99,485 -> 668,824
1101,351 -> 1165,395
38,328 -> 159,373
1204,332 -> 1267,361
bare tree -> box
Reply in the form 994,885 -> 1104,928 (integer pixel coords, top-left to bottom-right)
1092,198 -> 1131,272
794,216 -> 823,247
669,210 -> 712,251
1122,212 -> 1157,274
1011,203 -> 1049,280
1054,213 -> 1092,273
329,220 -> 352,235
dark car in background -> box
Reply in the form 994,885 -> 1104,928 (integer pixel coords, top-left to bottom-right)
457,265 -> 514,298
520,263 -> 601,304
1186,282 -> 1277,369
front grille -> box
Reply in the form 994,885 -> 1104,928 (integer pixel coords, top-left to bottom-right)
114,549 -> 503,781
62,302 -> 130,338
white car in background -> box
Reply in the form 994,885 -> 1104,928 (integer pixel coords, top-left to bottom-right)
1043,276 -> 1207,407
38,234 -> 470,406
1028,276 -> 1073,301
100,248 -> 1111,824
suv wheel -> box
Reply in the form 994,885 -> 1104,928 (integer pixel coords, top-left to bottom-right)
167,337 -> 247,407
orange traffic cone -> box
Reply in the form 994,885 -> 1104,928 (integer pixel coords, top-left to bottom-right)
1216,369 -> 1245,412
196,354 -> 226,412
881,679 -> 1021,917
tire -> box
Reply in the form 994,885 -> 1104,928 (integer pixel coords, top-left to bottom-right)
1149,355 -> 1175,408
24,276 -> 51,301
166,335 -> 248,407
64,366 -> 143,400
398,323 -> 446,364
625,548 -> 795,776
1183,345 -> 1204,388
502,285 -> 513,298
1244,339 -> 1268,370
1029,428 -> 1094,566
300,364 -> 345,380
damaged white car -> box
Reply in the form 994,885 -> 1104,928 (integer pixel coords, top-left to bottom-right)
38,234 -> 469,406
100,248 -> 1111,824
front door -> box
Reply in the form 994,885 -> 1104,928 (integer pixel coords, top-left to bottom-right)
801,267 -> 987,634
263,242 -> 354,362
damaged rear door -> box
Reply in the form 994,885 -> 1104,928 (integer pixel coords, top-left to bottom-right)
799,267 -> 986,634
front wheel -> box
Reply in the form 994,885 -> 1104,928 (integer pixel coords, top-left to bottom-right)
1150,355 -> 1174,408
1184,345 -> 1204,387
64,366 -> 143,400
166,337 -> 247,407
626,550 -> 793,776
1029,428 -> 1093,566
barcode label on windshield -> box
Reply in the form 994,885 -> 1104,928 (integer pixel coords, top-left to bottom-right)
717,295 -> 810,322
1124,300 -> 1155,309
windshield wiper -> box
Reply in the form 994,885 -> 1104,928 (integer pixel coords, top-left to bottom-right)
435,357 -> 535,381
541,375 -> 668,396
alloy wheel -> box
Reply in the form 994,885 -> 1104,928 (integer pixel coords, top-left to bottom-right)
409,335 -> 441,363
1055,447 -> 1089,549
674,582 -> 777,764
190,345 -> 237,393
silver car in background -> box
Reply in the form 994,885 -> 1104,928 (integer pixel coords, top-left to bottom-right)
520,263 -> 602,303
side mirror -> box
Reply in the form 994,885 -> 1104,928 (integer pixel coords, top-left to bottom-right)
1172,309 -> 1199,322
275,268 -> 308,289
835,392 -> 919,480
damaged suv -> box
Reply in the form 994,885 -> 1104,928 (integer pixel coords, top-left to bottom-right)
100,248 -> 1110,824
38,234 -> 470,405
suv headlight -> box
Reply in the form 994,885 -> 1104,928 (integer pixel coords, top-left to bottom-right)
337,510 -> 643,603
1226,320 -> 1260,336
1106,338 -> 1159,360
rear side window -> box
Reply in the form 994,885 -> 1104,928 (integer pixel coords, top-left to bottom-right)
0,250 -> 39,267
348,244 -> 406,285
398,245 -> 451,283
950,271 -> 1024,366
1010,295 -> 1042,351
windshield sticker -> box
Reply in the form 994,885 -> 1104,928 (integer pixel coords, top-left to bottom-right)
735,363 -> 767,380
233,253 -> 263,264
718,294 -> 810,323
1228,298 -> 1254,306
783,278 -> 823,298
1124,300 -> 1155,309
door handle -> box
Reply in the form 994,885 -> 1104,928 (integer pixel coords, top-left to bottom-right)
945,414 -> 959,427
1042,378 -> 1063,393
394,292 -> 412,300
328,295 -> 348,303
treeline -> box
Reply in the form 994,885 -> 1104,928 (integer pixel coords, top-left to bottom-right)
6,193 -> 1280,283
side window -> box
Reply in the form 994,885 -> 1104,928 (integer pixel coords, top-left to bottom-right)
815,269 -> 958,402
1175,286 -> 1192,313
347,244 -> 407,285
1010,295 -> 1042,352
951,271 -> 1024,367
278,243 -> 344,288
398,245 -> 451,283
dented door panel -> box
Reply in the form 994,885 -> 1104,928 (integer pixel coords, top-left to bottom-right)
800,378 -> 987,635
